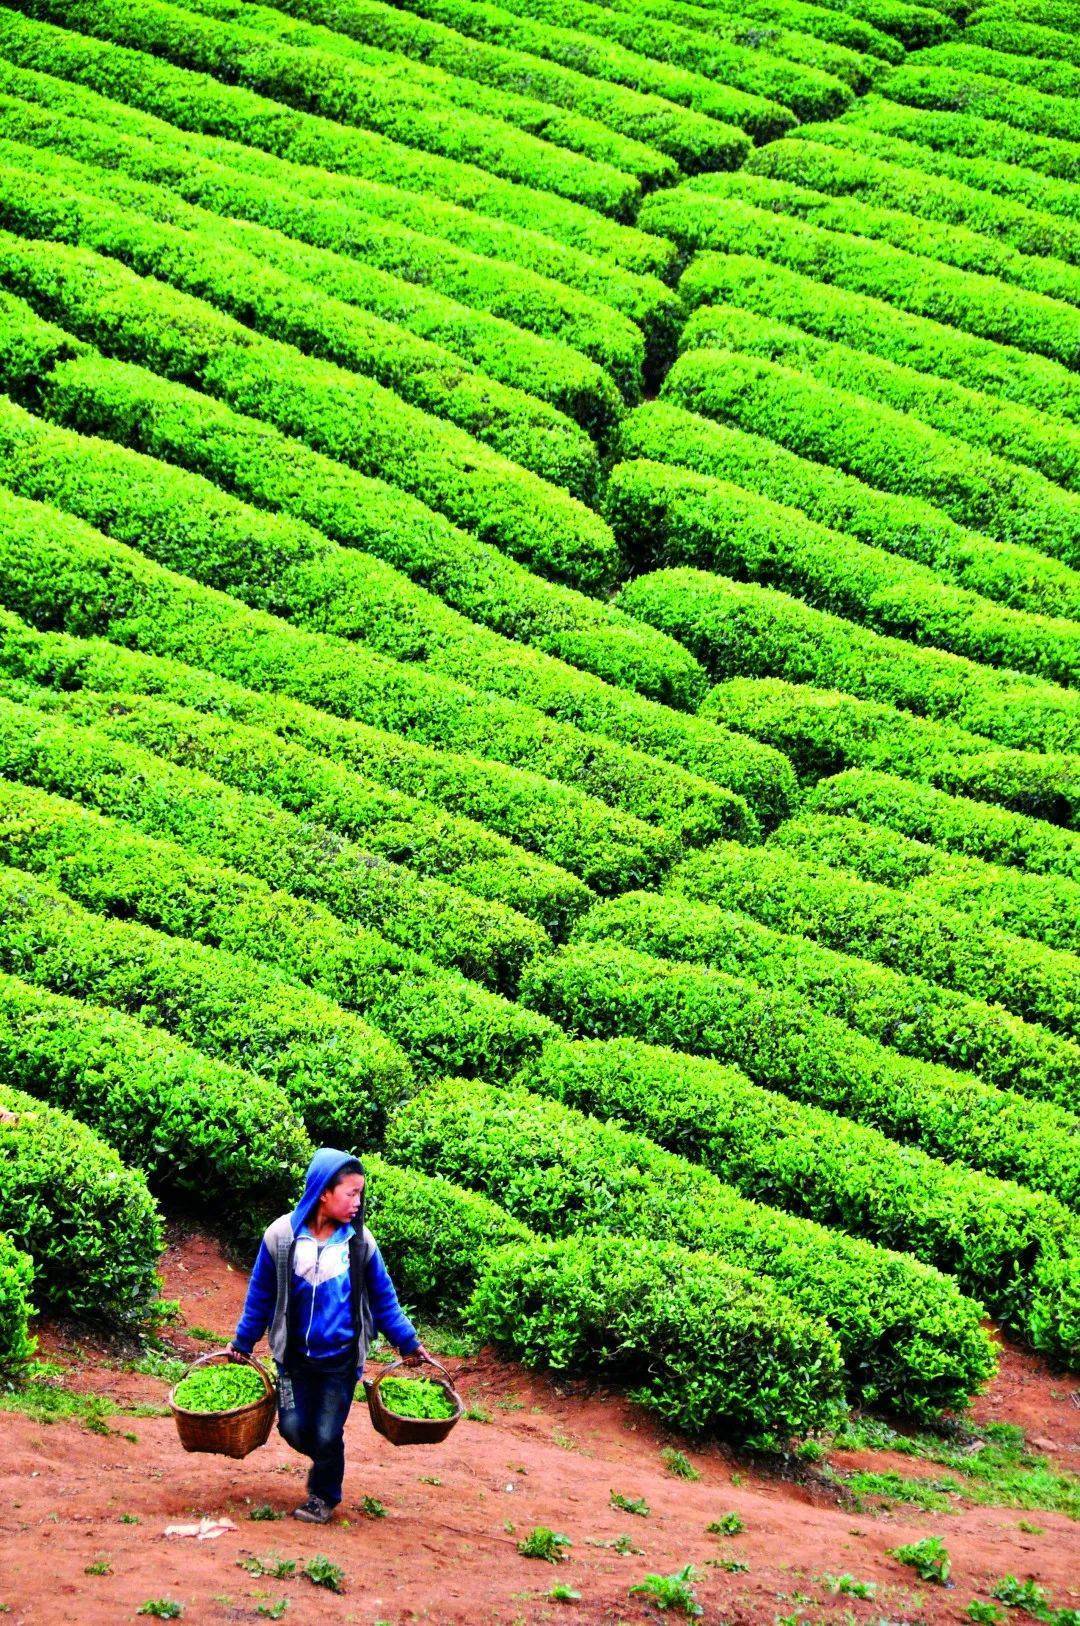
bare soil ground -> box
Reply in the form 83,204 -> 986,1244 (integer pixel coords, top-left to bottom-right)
1,1227 -> 1076,1625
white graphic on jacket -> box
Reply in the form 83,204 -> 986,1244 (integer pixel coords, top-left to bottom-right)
293,1227 -> 355,1362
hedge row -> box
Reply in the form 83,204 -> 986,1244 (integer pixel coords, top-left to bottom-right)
658,211 -> 1080,374
22,684 -> 591,939
750,135 -> 1080,266
193,0 -> 681,191
0,116 -> 627,443
572,890 -> 1079,1106
678,253 -> 1080,433
376,0 -> 798,140
0,372 -> 705,730
25,385 -> 792,830
385,1075 -> 997,1418
965,14 -> 1080,69
0,1077 -> 163,1327
366,1152 -> 836,1443
785,0 -> 956,47
248,0 -> 751,175
605,458 -> 1079,689
844,91 -> 1080,187
0,861 -> 417,1144
0,609 -> 674,896
771,813 -> 1080,958
573,0 -> 882,87
704,677 -> 1080,830
0,3 -> 673,279
0,479 -> 748,846
79,0 -> 651,219
809,769 -> 1080,885
687,169 -> 1080,311
788,113 -> 1080,225
0,1234 -> 33,1374
619,570 -> 1080,760
878,61 -> 1080,149
916,40 -> 1080,101
0,235 -> 621,596
0,691 -> 551,994
0,74 -> 650,407
619,399 -> 1080,626
519,940 -> 1080,1209
1,148 -> 606,505
443,0 -> 859,117
669,839 -> 1080,1040
0,969 -> 310,1236
678,0 -> 905,60
514,1039 -> 1079,1356
468,1233 -> 843,1443
680,304 -> 1080,505
0,777 -> 556,1082
662,344 -> 1080,570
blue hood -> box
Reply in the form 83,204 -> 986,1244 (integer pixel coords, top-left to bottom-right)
290,1147 -> 365,1236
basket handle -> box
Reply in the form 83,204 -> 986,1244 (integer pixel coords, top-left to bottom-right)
184,1349 -> 276,1399
370,1352 -> 456,1393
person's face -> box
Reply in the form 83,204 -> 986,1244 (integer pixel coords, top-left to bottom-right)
321,1172 -> 365,1226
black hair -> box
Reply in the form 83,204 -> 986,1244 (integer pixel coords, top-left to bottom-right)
325,1157 -> 364,1192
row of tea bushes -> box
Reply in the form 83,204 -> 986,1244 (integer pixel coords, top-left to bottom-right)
520,939 -> 1080,1207
0,232 -> 621,594
0,73 -> 646,411
0,969 -> 309,1233
807,770 -> 1080,884
513,1038 -> 1079,1357
746,134 -> 1080,262
253,0 -> 751,173
661,343 -> 1080,567
677,303 -> 1080,497
0,862 -> 417,1144
619,398 -> 1080,624
605,457 -> 1079,686
15,684 -> 591,939
0,691 -> 549,994
0,150 -> 605,502
842,93 -> 1080,189
384,1074 -> 999,1417
366,1153 -> 845,1443
0,610 -> 674,896
0,1078 -> 163,1328
619,570 -> 1079,760
573,889 -> 1079,1105
0,478 -> 751,845
781,111 -> 1080,226
660,217 -> 1080,373
682,169 -> 1080,309
669,839 -> 1080,1038
0,1 -> 672,275
703,677 -> 1080,828
0,777 -> 556,1081
770,814 -> 1080,957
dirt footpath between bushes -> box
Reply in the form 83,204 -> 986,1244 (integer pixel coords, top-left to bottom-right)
0,1227 -> 1076,1624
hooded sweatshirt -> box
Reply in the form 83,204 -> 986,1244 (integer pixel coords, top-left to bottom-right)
233,1148 -> 419,1368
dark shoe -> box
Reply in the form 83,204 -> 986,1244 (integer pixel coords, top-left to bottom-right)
292,1496 -> 333,1524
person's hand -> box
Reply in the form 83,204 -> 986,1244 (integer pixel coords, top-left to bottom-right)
400,1343 -> 431,1367
225,1340 -> 246,1363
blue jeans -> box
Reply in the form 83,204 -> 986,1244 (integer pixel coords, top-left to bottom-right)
276,1356 -> 356,1507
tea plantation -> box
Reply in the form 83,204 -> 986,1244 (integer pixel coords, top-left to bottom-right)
0,0 -> 1076,1450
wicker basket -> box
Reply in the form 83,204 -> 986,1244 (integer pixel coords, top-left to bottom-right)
363,1355 -> 462,1446
169,1351 -> 277,1459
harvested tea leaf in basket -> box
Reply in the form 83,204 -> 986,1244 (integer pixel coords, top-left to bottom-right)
377,1375 -> 457,1421
173,1363 -> 268,1414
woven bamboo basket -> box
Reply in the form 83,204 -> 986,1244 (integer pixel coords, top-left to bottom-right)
169,1351 -> 277,1459
363,1355 -> 462,1446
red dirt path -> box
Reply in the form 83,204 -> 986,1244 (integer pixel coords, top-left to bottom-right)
1,1228 -> 1076,1625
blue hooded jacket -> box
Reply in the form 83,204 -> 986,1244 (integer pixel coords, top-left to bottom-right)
233,1148 -> 419,1365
